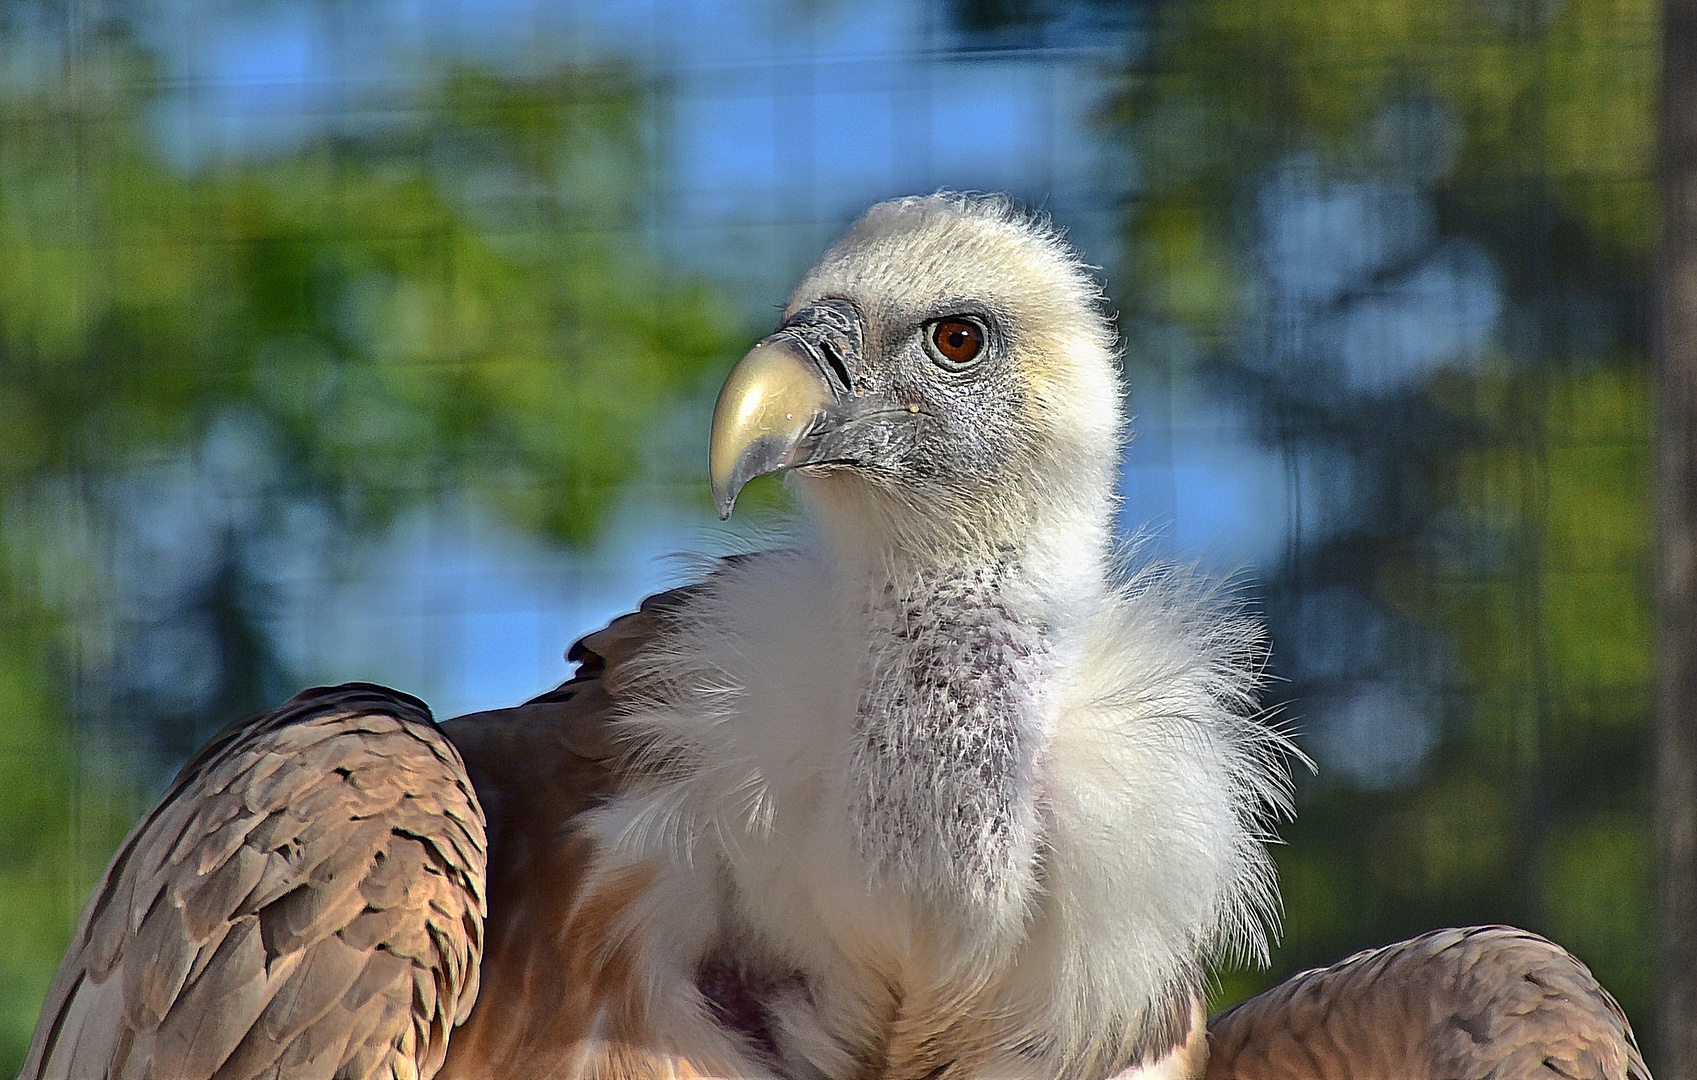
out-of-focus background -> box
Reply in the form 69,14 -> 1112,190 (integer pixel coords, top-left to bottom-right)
0,0 -> 1659,1072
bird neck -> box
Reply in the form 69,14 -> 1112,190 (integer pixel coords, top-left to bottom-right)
844,569 -> 1057,942
800,472 -> 1116,617
811,514 -> 1105,947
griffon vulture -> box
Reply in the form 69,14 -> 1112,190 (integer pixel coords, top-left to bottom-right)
19,195 -> 1648,1080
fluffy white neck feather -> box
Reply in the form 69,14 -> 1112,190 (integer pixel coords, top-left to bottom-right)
592,503 -> 1292,1078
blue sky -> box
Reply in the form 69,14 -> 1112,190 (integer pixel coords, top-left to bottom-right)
124,0 -> 1500,763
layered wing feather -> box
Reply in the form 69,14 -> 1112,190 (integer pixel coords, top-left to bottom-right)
20,683 -> 488,1080
1205,925 -> 1650,1080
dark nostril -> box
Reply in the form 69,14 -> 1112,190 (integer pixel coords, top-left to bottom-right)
779,297 -> 863,394
817,339 -> 853,393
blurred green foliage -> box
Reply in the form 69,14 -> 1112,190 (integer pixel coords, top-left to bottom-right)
0,0 -> 1664,1069
1,50 -> 734,540
1112,0 -> 1657,1047
0,31 -> 737,1072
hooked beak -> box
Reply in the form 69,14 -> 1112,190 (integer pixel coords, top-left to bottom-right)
708,337 -> 839,519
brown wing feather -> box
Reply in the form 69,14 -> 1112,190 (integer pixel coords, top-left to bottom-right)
1205,925 -> 1651,1080
20,683 -> 488,1080
436,583 -> 706,1080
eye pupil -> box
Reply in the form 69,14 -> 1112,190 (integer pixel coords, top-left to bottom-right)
931,319 -> 983,366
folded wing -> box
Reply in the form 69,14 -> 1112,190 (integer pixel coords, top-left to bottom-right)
1206,925 -> 1650,1080
20,683 -> 487,1080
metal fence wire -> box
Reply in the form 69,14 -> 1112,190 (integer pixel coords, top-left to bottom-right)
0,0 -> 1659,1070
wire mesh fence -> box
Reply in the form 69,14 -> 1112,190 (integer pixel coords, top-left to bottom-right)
0,0 -> 1659,1069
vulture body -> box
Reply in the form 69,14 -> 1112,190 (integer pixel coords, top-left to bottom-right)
21,196 -> 1649,1080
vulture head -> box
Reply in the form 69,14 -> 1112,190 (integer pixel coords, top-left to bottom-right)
711,194 -> 1121,584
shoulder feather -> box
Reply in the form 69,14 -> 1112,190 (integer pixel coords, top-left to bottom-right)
437,580 -> 714,1080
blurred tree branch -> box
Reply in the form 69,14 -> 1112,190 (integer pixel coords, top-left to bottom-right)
1656,0 -> 1697,1069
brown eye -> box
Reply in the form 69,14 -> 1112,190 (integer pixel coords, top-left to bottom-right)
930,318 -> 984,368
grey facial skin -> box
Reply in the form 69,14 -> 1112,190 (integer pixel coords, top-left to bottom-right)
709,296 -> 1026,521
